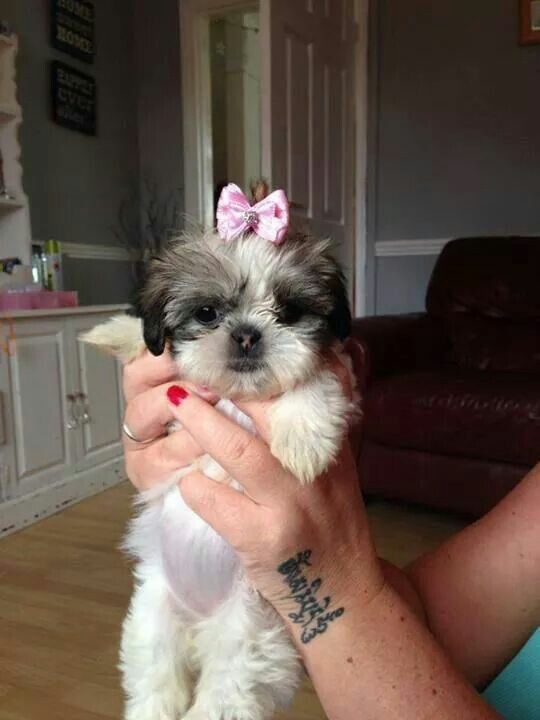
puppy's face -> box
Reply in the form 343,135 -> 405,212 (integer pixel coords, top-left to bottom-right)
139,232 -> 351,399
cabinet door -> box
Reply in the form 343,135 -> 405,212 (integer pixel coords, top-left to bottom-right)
68,314 -> 124,471
7,318 -> 76,498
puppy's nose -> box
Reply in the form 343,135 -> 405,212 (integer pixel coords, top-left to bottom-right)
231,326 -> 262,355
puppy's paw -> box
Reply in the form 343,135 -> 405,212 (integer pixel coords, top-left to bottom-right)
81,314 -> 145,363
270,417 -> 333,484
182,703 -> 264,720
269,371 -> 350,484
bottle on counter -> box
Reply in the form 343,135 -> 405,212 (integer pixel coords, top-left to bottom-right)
43,239 -> 63,291
31,244 -> 45,287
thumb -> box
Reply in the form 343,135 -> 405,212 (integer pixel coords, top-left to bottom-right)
179,471 -> 258,547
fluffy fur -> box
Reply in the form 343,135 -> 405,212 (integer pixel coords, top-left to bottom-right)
82,229 -> 354,720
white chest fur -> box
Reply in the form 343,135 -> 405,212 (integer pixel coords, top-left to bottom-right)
131,400 -> 256,617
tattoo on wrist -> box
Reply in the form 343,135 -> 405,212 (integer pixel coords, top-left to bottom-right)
277,549 -> 345,644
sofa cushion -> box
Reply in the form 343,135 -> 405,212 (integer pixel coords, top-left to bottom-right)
364,370 -> 540,466
360,442 -> 526,517
448,314 -> 540,373
427,237 -> 540,320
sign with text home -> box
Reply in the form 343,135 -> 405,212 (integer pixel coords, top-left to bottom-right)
51,61 -> 97,136
51,0 -> 95,63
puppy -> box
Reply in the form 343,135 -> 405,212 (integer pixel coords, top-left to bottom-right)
83,228 -> 354,720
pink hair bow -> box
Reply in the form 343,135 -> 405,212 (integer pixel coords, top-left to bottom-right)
216,183 -> 290,245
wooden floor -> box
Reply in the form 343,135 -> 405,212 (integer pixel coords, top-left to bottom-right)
0,484 -> 466,720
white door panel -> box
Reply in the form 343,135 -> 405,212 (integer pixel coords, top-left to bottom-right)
262,0 -> 357,294
69,315 -> 123,470
7,319 -> 75,497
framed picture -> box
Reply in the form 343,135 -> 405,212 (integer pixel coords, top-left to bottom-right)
51,61 -> 97,136
520,0 -> 540,44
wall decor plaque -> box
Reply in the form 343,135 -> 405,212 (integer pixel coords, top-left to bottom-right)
51,61 -> 97,136
51,0 -> 95,63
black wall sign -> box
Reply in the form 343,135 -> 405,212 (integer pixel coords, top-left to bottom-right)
51,0 -> 95,64
51,61 -> 97,136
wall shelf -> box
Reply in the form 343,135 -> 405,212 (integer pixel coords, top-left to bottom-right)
0,196 -> 24,211
0,34 -> 16,51
0,104 -> 20,122
0,34 -> 31,262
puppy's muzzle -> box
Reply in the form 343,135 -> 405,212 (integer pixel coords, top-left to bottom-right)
229,325 -> 264,372
230,326 -> 262,357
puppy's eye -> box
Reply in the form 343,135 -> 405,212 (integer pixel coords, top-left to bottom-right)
279,302 -> 303,324
195,306 -> 218,325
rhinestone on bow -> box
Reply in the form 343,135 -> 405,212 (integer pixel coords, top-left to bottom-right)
243,209 -> 258,227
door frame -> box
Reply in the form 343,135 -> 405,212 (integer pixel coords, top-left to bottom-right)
179,0 -> 370,316
180,0 -> 258,229
354,0 -> 369,316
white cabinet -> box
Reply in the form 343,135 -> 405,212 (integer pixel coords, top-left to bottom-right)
7,318 -> 75,499
0,306 -> 128,537
69,315 -> 124,471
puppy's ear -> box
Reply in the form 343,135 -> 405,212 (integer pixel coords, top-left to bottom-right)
142,305 -> 167,356
138,262 -> 170,356
328,273 -> 352,342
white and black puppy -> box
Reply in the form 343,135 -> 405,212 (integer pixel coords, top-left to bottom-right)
84,228 -> 354,720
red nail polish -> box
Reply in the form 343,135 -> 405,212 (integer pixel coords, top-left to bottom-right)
167,385 -> 189,406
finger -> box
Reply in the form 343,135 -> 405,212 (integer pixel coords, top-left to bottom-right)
123,348 -> 179,403
124,381 -> 219,447
123,349 -> 220,405
233,398 -> 274,442
158,429 -> 205,467
179,471 -> 260,547
124,428 -> 205,488
167,388 -> 289,502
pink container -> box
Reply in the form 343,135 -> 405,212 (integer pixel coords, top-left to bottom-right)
0,292 -> 33,310
31,290 -> 79,309
0,290 -> 79,311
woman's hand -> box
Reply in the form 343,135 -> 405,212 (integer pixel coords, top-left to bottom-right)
165,383 -> 501,720
164,375 -> 385,626
122,349 -> 217,491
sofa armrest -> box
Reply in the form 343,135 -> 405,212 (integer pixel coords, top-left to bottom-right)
346,314 -> 449,386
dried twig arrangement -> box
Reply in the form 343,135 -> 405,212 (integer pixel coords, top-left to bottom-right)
114,176 -> 183,263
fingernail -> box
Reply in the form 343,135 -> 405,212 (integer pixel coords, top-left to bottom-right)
167,385 -> 189,406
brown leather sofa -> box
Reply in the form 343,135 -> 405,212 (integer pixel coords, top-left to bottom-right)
348,237 -> 540,517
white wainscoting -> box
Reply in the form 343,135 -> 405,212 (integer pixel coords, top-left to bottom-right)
64,239 -> 451,261
375,238 -> 450,257
61,242 -> 132,261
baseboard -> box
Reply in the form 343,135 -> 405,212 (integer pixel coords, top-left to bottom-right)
0,456 -> 127,539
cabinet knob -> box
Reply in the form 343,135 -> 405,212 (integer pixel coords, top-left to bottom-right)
76,392 -> 91,425
75,391 -> 92,425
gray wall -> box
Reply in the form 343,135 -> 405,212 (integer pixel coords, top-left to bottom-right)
4,0 -> 140,303
3,0 -> 186,305
369,0 -> 540,315
62,257 -> 134,306
134,0 -> 184,221
11,1 -> 140,246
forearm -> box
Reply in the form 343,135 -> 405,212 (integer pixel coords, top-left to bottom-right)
379,558 -> 426,622
405,467 -> 540,688
285,579 -> 501,720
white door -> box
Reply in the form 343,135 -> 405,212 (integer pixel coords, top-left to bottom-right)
6,318 -> 76,499
261,0 -> 357,297
68,315 -> 124,472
